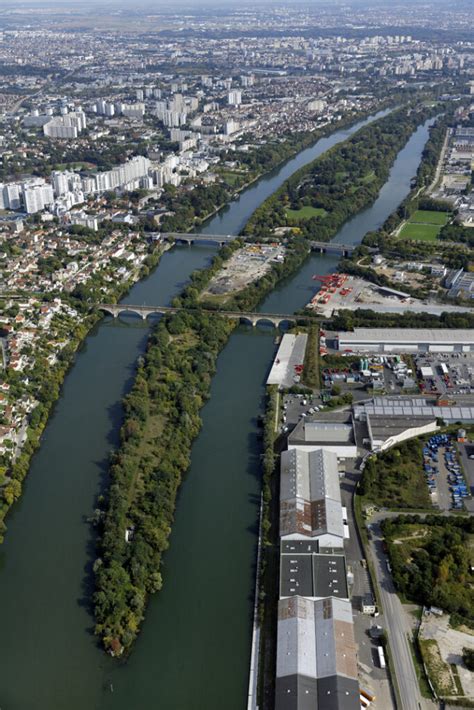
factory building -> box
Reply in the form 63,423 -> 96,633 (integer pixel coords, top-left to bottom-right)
280,549 -> 349,600
280,449 -> 346,547
275,448 -> 360,709
337,328 -> 474,354
275,596 -> 360,710
353,400 -> 439,451
355,398 -> 474,445
287,415 -> 358,459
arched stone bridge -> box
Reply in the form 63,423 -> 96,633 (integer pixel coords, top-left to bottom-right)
97,303 -> 313,329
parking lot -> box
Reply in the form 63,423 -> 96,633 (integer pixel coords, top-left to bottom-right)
279,392 -> 323,433
458,442 -> 474,513
423,434 -> 471,511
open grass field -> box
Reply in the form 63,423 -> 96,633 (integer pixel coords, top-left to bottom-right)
398,209 -> 451,242
399,222 -> 442,242
286,205 -> 327,221
217,170 -> 243,187
410,210 -> 450,225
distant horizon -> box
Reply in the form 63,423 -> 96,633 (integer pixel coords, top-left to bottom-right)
1,0 -> 471,6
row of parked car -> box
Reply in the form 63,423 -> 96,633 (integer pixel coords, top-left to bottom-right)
423,434 -> 468,510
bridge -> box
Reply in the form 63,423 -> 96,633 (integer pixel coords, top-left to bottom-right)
162,233 -> 357,255
310,241 -> 356,256
163,232 -> 237,246
98,304 -> 313,329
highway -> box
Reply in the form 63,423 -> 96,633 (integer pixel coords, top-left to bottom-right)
368,521 -> 428,710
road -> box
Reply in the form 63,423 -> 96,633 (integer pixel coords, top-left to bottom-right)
341,469 -> 397,710
427,127 -> 449,194
368,520 -> 428,710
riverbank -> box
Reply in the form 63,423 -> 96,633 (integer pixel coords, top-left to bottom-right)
93,103 -> 438,656
198,101 -> 400,221
0,104 -> 443,710
1,105 -> 380,537
163,102 -> 398,234
0,104 -> 395,539
203,105 -> 439,314
0,241 -> 172,540
243,103 -> 439,241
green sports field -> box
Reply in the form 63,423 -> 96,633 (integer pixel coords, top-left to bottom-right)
398,223 -> 442,241
398,209 -> 451,242
286,206 -> 327,221
410,210 -> 450,226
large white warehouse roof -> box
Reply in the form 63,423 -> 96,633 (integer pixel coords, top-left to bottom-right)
338,328 -> 474,345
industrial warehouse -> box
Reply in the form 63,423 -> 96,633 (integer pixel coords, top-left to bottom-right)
275,447 -> 361,710
280,449 -> 348,546
355,397 -> 474,433
276,596 -> 360,710
336,328 -> 474,354
287,414 -> 358,459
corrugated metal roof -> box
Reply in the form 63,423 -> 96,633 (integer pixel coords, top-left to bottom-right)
277,597 -> 317,680
358,397 -> 474,423
280,450 -> 344,540
339,328 -> 474,344
277,597 -> 358,682
281,449 -> 341,504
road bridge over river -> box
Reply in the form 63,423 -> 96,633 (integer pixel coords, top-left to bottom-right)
163,233 -> 357,256
163,232 -> 237,246
310,241 -> 356,256
98,303 -> 315,328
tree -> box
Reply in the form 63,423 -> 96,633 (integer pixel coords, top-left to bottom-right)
3,479 -> 22,505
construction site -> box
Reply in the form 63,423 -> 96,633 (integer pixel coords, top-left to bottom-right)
199,243 -> 285,304
307,273 -> 426,317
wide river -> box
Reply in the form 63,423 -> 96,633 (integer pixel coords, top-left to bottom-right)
0,113 -> 433,710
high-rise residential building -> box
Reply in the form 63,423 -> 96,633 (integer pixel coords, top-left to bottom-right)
121,103 -> 145,119
43,111 -> 87,139
22,181 -> 54,214
52,171 -> 69,196
228,90 -> 242,106
4,184 -> 21,210
240,74 -> 255,87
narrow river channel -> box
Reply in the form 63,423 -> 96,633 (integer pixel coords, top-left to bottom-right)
0,114 -> 433,710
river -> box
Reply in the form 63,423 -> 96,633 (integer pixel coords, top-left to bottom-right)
0,114 -> 433,710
